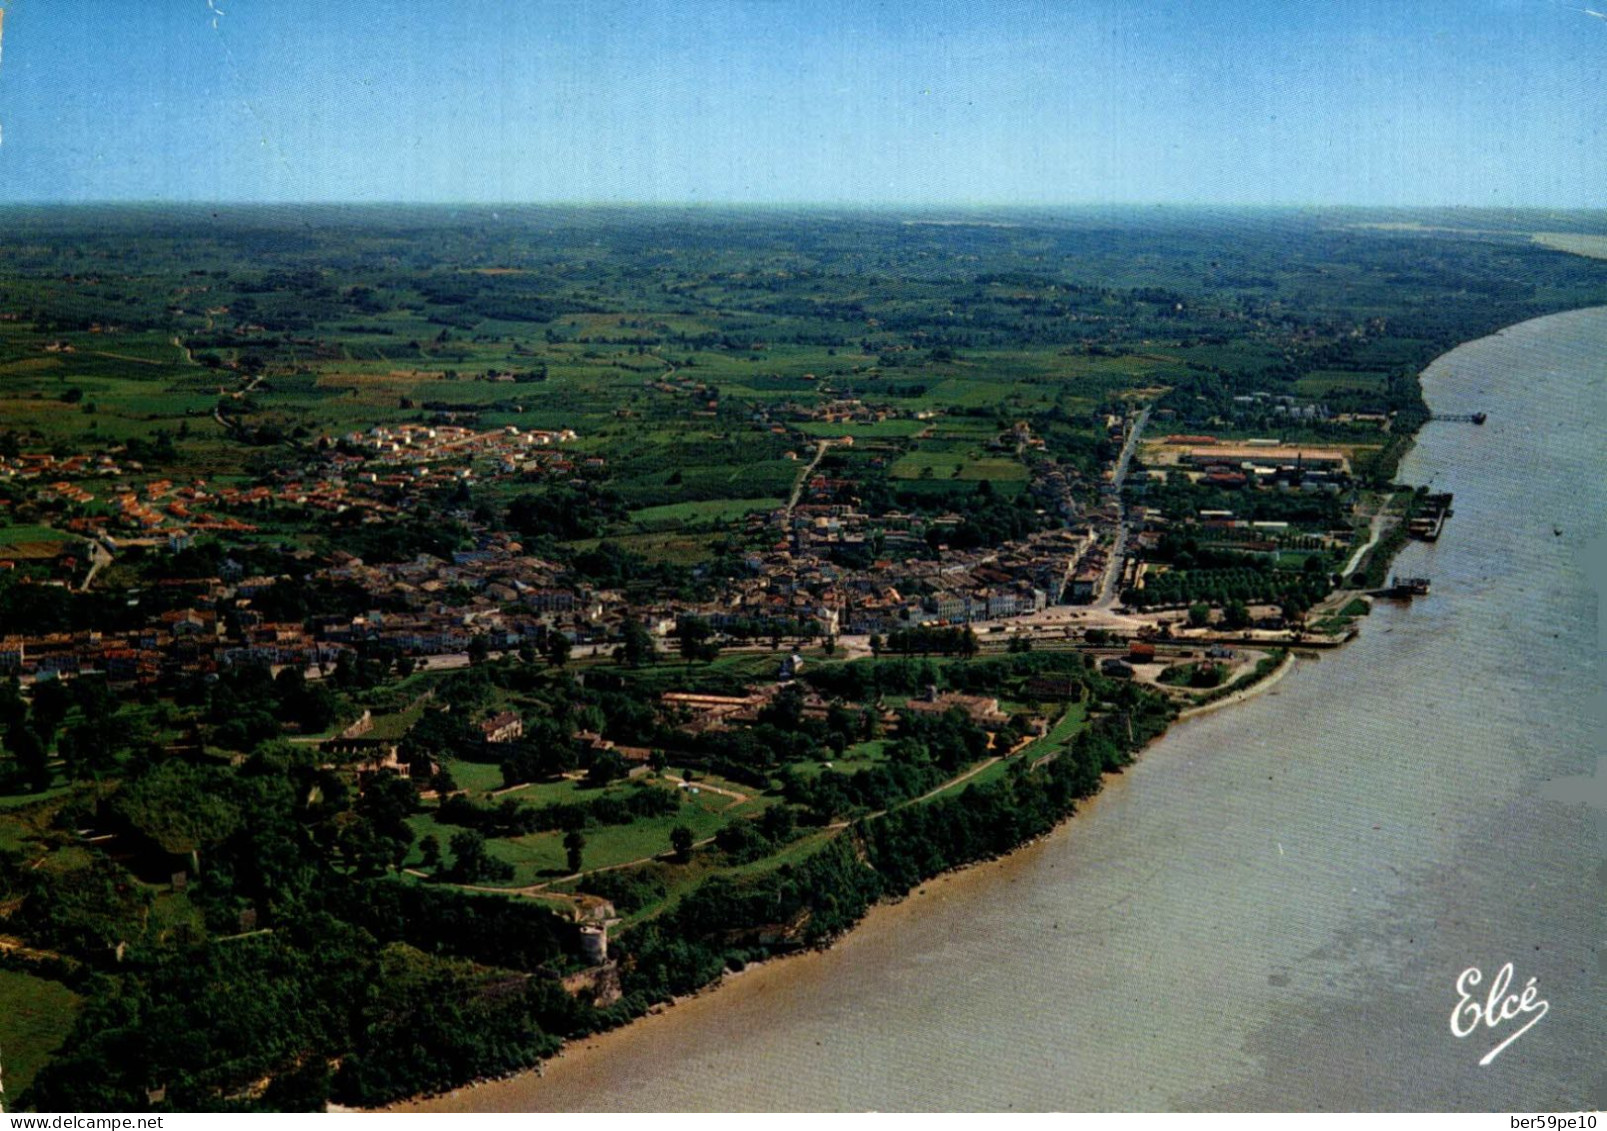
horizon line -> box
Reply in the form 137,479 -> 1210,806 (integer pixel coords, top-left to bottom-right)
0,199 -> 1604,214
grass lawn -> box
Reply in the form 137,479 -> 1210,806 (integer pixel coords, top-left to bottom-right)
442,758 -> 505,795
794,419 -> 929,439
0,524 -> 72,546
488,795 -> 740,884
0,821 -> 29,854
0,969 -> 82,1102
0,785 -> 85,853
564,531 -> 719,565
364,699 -> 431,740
1034,702 -> 1088,748
1275,549 -> 1324,569
616,649 -> 790,692
666,768 -> 765,803
789,738 -> 888,780
403,812 -> 455,867
413,772 -> 769,886
145,889 -> 208,944
627,497 -> 780,530
0,784 -> 80,813
890,448 -> 1028,482
1310,597 -> 1371,635
1292,369 -> 1388,396
490,776 -> 590,805
790,756 -> 879,780
493,775 -> 663,808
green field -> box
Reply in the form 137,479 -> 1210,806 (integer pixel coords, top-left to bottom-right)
627,496 -> 781,530
418,779 -> 765,886
440,757 -> 506,795
1292,370 -> 1390,397
890,449 -> 1029,482
794,419 -> 930,439
790,738 -> 888,780
0,969 -> 82,1101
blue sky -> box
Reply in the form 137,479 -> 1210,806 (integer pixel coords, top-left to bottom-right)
0,0 -> 1602,206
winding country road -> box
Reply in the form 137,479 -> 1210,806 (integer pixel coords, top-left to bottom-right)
80,540 -> 114,591
783,440 -> 832,522
1341,496 -> 1395,578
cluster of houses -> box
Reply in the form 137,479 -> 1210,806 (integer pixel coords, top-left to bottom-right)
655,521 -> 1104,638
0,451 -> 130,483
2,420 -> 594,566
24,476 -> 261,551
0,511 -> 1103,684
781,397 -> 910,426
336,423 -> 578,470
321,423 -> 599,484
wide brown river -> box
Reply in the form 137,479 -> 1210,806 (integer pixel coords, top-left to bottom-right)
411,308 -> 1606,1112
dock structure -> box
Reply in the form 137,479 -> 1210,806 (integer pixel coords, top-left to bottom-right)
1385,576 -> 1431,597
1408,492 -> 1454,541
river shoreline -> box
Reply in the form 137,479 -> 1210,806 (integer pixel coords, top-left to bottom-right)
396,305 -> 1607,1113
